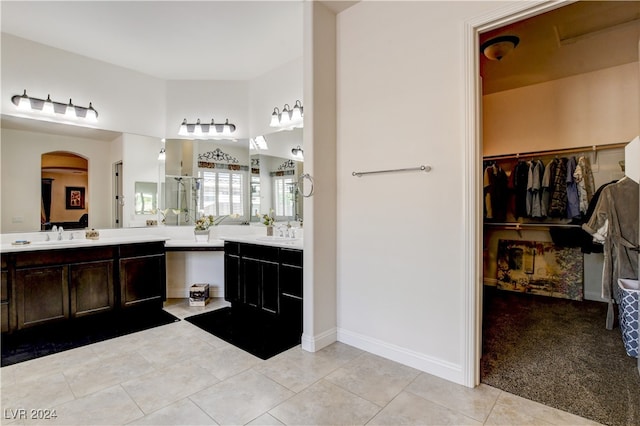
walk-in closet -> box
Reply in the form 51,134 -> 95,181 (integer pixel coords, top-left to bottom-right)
478,3 -> 640,426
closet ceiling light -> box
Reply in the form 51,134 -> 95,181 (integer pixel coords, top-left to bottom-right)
270,100 -> 303,130
178,118 -> 237,140
480,35 -> 520,61
11,90 -> 99,123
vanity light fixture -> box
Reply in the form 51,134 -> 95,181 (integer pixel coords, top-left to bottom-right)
270,100 -> 303,130
178,118 -> 237,139
11,90 -> 99,122
158,147 -> 166,161
291,145 -> 304,158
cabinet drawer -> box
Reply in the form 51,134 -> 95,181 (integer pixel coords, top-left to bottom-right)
242,244 -> 279,262
280,249 -> 302,267
119,242 -> 165,258
15,247 -> 114,268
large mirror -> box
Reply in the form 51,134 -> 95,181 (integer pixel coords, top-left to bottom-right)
249,129 -> 303,223
0,114 -> 302,233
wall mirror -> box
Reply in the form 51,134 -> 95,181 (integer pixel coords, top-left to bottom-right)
134,181 -> 157,215
161,138 -> 251,226
249,129 -> 304,223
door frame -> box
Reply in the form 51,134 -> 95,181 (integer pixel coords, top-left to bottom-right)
462,0 -> 573,387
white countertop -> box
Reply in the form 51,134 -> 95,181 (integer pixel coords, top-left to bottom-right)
1,225 -> 303,253
221,234 -> 303,250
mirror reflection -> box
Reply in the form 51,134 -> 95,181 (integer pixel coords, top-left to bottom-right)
0,115 -> 302,233
134,181 -> 157,215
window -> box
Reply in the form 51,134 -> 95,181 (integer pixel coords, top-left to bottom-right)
198,169 -> 246,218
273,175 -> 296,219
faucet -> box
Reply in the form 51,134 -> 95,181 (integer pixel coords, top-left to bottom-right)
57,226 -> 64,241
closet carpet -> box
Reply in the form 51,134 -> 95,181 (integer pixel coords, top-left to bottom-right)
481,286 -> 640,426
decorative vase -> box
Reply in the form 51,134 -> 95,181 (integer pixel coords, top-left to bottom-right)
266,226 -> 273,236
194,229 -> 209,242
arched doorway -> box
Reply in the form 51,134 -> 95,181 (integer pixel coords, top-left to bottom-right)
41,151 -> 89,230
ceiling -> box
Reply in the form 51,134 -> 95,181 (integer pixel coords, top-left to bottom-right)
0,1 -> 637,91
480,1 -> 640,94
0,1 -> 304,81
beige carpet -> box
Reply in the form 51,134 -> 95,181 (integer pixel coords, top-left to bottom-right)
481,287 -> 640,426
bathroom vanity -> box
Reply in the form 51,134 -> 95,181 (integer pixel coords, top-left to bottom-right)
0,237 -> 167,333
223,236 -> 303,346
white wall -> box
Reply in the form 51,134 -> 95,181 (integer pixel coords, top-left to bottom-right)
483,63 -> 640,156
0,128 -> 115,232
164,80 -> 251,140
335,1 -> 515,384
1,34 -> 166,138
249,57 -> 303,138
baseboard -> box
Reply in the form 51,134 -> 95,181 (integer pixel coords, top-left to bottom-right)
337,327 -> 465,386
301,327 -> 337,352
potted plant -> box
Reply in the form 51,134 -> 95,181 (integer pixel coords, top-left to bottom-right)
194,214 -> 238,242
260,209 -> 275,236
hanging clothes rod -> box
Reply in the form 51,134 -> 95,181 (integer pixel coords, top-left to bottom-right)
352,165 -> 432,177
483,142 -> 628,162
484,222 -> 582,229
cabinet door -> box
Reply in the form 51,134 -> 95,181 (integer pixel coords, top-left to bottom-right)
15,265 -> 69,329
1,268 -> 8,333
119,254 -> 164,309
70,260 -> 115,317
261,260 -> 279,314
242,257 -> 262,308
224,254 -> 241,303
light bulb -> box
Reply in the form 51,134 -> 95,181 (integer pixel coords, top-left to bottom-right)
65,99 -> 76,118
17,90 -> 30,110
194,119 -> 203,137
158,148 -> 166,161
270,108 -> 280,127
280,104 -> 291,125
42,95 -> 55,115
209,119 -> 218,136
178,119 -> 188,136
85,102 -> 98,122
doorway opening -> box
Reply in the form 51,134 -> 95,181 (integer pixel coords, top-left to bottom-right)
471,2 -> 639,425
41,151 -> 88,230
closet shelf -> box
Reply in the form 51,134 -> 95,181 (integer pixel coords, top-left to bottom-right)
483,141 -> 628,162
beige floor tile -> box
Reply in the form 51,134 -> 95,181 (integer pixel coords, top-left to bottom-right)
129,398 -> 218,425
6,345 -> 98,384
255,343 -> 362,392
88,329 -> 153,360
368,390 -> 482,426
196,345 -> 263,380
325,352 -> 420,406
1,372 -> 75,413
25,385 -> 143,425
63,351 -> 156,398
486,392 -> 603,426
246,413 -> 285,425
269,379 -> 380,425
121,360 -> 219,414
405,373 -> 501,422
189,369 -> 294,425
134,331 -> 222,368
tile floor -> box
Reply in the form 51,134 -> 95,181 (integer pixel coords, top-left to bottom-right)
0,299 -> 602,425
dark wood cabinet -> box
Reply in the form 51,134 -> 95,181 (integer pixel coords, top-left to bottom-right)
2,241 -> 166,334
1,255 -> 9,333
224,241 -> 302,343
70,260 -> 114,317
119,242 -> 165,309
15,265 -> 69,329
224,242 -> 241,303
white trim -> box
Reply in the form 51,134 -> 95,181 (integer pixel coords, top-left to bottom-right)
338,328 -> 464,385
462,0 -> 574,388
301,327 -> 337,352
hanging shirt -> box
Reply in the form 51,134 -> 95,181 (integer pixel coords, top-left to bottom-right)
527,160 -> 544,218
513,161 -> 529,219
541,158 -> 556,217
548,158 -> 568,218
566,156 -> 580,219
